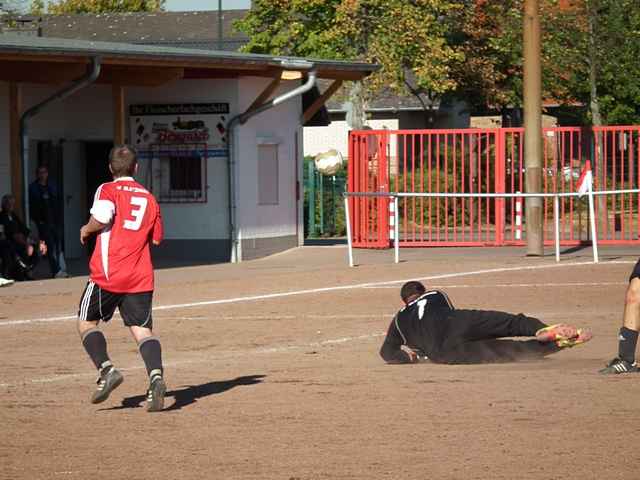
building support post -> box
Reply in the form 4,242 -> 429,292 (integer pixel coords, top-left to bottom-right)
9,83 -> 23,217
113,84 -> 126,145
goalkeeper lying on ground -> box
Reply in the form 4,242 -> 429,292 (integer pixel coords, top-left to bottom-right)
380,281 -> 592,364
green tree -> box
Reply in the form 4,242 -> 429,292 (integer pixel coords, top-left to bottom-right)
584,0 -> 640,125
451,0 -> 581,115
450,0 -> 524,113
237,0 -> 640,127
41,0 -> 164,14
236,0 -> 464,127
543,0 -> 640,215
29,0 -> 44,14
454,0 -> 640,125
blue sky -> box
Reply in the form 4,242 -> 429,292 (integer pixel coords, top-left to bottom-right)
165,0 -> 250,11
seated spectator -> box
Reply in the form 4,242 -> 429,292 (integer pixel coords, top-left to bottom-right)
0,194 -> 46,280
0,235 -> 15,286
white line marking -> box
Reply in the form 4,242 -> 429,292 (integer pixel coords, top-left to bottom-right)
0,332 -> 385,389
363,281 -> 628,289
1,314 -> 79,326
0,313 -> 395,326
165,315 -> 297,321
157,313 -> 391,321
0,260 -> 633,327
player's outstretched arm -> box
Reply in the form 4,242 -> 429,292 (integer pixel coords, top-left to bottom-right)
380,318 -> 417,364
80,216 -> 107,245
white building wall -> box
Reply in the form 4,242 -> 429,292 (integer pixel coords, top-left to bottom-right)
126,79 -> 237,240
3,80 -> 237,241
236,77 -> 300,241
24,83 -> 114,140
303,118 -> 399,159
0,77 -> 302,254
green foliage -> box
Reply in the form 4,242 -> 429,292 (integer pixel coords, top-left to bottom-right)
29,0 -> 44,14
449,0 -> 640,124
236,0 -> 464,106
303,156 -> 347,237
521,0 -> 640,125
42,0 -> 164,14
592,1 -> 640,125
237,0 -> 640,125
451,0 -> 524,111
234,0 -> 342,59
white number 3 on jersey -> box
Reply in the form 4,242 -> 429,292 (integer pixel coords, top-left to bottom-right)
124,196 -> 148,231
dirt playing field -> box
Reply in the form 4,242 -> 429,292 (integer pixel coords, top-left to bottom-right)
1,245 -> 639,480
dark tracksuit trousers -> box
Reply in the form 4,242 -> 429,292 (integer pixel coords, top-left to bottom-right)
434,309 -> 555,364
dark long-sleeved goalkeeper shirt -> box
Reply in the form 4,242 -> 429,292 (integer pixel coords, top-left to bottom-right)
379,290 -> 454,363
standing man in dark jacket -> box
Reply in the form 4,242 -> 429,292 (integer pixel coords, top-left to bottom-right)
29,165 -> 65,278
380,281 -> 592,364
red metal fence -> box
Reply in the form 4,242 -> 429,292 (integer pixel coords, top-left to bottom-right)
347,126 -> 640,248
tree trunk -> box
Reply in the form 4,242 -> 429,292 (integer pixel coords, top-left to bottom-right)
346,81 -> 366,130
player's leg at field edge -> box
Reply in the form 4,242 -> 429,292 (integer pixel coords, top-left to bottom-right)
618,277 -> 640,364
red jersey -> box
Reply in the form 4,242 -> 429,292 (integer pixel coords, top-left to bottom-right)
88,177 -> 163,293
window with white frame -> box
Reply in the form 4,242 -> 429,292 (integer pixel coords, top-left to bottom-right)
258,143 -> 279,205
149,144 -> 207,203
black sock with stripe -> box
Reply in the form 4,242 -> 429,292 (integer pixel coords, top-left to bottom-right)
81,329 -> 110,371
139,336 -> 163,379
618,327 -> 638,364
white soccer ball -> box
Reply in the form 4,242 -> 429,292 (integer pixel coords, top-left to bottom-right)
314,149 -> 344,176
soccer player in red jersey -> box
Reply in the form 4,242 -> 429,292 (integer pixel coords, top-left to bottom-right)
76,145 -> 166,412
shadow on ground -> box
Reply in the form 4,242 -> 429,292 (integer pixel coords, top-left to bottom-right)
304,237 -> 347,246
101,374 -> 266,412
29,256 -> 226,279
440,339 -> 563,364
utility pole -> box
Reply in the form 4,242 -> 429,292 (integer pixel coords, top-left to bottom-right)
217,0 -> 223,50
523,0 -> 543,255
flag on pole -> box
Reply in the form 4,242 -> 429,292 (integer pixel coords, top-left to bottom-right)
576,160 -> 593,197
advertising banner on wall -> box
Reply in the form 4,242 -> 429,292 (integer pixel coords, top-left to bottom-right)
129,103 -> 229,157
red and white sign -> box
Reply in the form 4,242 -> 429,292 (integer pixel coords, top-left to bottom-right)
129,103 -> 229,149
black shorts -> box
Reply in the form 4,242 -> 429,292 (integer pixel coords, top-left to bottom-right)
78,281 -> 154,328
630,259 -> 640,282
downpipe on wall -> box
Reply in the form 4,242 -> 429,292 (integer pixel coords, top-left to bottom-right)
226,63 -> 316,263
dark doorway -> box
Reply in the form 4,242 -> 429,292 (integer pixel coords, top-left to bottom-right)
84,142 -> 113,258
85,142 -> 113,207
